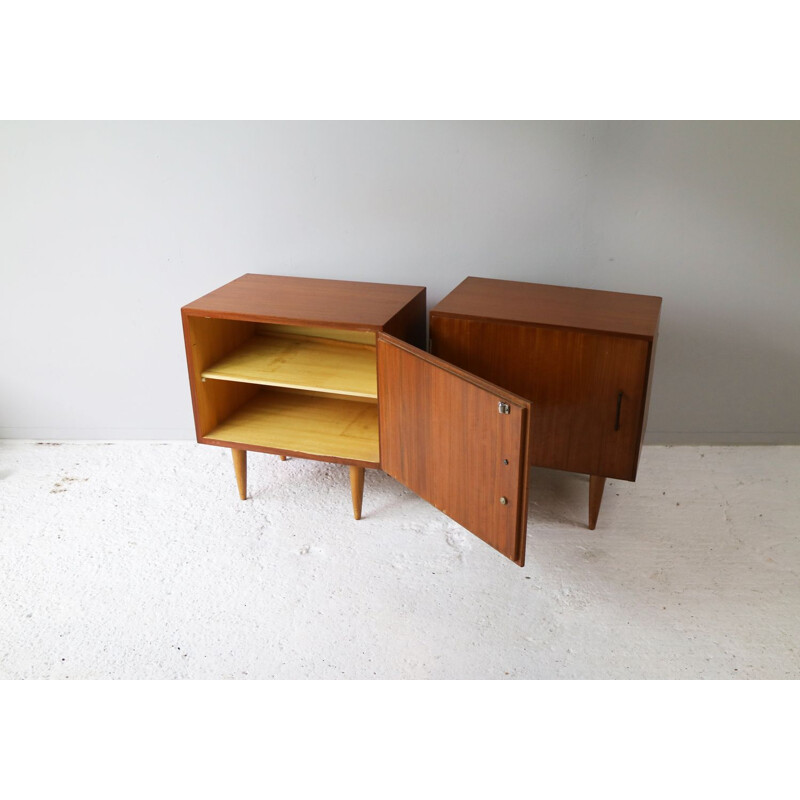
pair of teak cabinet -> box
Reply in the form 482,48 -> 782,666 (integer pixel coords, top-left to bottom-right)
182,274 -> 661,566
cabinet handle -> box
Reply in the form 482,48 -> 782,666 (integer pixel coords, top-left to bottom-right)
614,391 -> 623,431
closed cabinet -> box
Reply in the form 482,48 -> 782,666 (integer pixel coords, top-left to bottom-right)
430,277 -> 661,528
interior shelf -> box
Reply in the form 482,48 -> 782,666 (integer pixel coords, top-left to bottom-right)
201,333 -> 377,398
204,389 -> 380,464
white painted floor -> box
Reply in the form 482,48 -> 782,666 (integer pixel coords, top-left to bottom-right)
1,442 -> 798,679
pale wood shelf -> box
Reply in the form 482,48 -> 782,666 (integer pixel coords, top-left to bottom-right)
201,333 -> 377,398
204,389 -> 380,464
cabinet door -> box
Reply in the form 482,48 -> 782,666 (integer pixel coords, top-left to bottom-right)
377,333 -> 531,566
430,316 -> 651,481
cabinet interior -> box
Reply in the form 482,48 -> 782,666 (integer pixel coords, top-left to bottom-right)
187,317 -> 379,465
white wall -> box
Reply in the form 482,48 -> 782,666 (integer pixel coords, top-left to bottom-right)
1,121 -> 798,442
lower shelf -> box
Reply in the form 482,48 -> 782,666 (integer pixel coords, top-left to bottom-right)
203,389 -> 380,465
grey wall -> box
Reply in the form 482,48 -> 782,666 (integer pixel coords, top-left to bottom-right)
1,121 -> 798,442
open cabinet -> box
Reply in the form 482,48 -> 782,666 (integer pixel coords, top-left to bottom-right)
182,274 -> 532,565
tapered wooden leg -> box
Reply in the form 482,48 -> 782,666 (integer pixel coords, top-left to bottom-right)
588,475 -> 606,530
349,466 -> 365,520
232,448 -> 247,500
279,455 -> 286,461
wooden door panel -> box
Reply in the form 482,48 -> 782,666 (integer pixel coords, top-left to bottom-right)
430,317 -> 650,480
377,333 -> 530,565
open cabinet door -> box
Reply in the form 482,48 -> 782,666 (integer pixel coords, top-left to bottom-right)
377,333 -> 531,566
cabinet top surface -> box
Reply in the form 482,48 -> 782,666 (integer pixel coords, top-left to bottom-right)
431,277 -> 662,339
182,273 -> 425,328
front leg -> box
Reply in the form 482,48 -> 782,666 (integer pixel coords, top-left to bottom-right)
232,448 -> 247,500
349,466 -> 365,520
588,475 -> 606,529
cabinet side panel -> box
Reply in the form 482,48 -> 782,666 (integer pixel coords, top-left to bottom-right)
382,289 -> 427,350
430,316 -> 649,480
633,328 -> 659,476
183,314 -> 259,438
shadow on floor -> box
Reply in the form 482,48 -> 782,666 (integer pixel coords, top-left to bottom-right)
527,467 -> 592,529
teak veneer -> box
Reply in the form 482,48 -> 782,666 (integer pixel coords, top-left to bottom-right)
182,274 -> 533,565
183,273 -> 661,565
430,277 -> 662,529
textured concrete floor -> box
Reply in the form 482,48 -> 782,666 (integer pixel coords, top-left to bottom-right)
0,442 -> 798,679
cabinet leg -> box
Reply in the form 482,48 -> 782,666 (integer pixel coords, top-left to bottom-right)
349,466 -> 365,520
279,455 -> 286,461
588,475 -> 606,530
232,448 -> 247,500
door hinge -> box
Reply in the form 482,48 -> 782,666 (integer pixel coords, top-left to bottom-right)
498,402 -> 510,415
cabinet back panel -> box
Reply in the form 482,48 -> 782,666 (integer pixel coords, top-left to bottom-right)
267,385 -> 378,405
430,317 -> 650,480
254,323 -> 376,346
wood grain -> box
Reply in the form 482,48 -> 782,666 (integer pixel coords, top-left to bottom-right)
202,333 -> 377,398
377,333 -> 530,566
433,276 -> 662,339
430,316 -> 652,481
183,274 -> 426,330
203,389 -> 380,465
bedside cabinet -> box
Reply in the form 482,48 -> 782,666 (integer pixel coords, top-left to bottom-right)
430,277 -> 661,529
182,274 -> 534,566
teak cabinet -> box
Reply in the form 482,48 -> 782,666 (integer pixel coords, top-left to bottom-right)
182,274 -> 533,566
430,277 -> 662,530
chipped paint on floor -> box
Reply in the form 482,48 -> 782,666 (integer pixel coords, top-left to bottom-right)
0,442 -> 798,679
